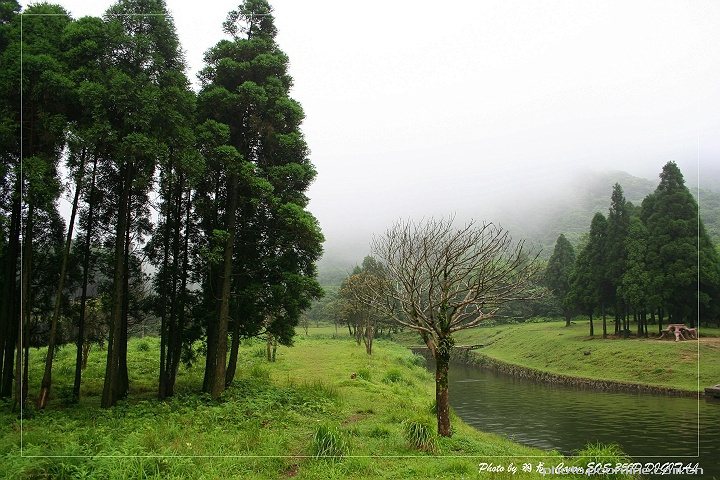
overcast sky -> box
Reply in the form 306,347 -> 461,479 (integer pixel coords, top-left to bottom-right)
42,0 -> 720,263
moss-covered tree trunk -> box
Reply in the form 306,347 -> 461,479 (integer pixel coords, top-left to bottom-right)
426,333 -> 454,437
434,337 -> 453,437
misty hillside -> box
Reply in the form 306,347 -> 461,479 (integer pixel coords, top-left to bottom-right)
501,170 -> 656,251
317,169 -> 720,284
497,169 -> 720,255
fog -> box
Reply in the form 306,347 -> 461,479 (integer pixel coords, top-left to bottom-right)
53,0 -> 720,265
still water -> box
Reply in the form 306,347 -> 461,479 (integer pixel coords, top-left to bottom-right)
436,361 -> 719,478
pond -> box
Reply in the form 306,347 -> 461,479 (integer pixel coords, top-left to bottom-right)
429,360 -> 719,479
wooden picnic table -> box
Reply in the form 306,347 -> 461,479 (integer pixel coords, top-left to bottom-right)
657,323 -> 697,341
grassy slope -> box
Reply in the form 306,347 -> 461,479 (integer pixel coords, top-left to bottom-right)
0,333 -> 637,480
397,320 -> 720,393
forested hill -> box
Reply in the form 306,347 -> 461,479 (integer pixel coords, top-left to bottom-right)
499,169 -> 720,255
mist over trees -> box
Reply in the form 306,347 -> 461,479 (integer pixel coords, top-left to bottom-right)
318,161 -> 720,346
564,162 -> 720,335
0,0 -> 322,409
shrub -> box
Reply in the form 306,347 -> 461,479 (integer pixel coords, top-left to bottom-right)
356,368 -> 371,381
407,353 -> 426,367
396,352 -> 427,368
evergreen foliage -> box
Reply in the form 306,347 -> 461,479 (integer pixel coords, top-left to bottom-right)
196,0 -> 322,398
0,0 -> 322,409
567,162 -> 720,335
544,234 -> 575,326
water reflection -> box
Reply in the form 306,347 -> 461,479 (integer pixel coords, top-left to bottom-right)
428,361 -> 719,478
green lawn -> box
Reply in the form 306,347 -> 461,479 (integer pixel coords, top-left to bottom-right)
395,319 -> 720,393
0,333 -> 639,479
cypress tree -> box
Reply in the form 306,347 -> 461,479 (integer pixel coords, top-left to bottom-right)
545,234 -> 576,327
642,161 -> 720,326
197,0 -> 323,398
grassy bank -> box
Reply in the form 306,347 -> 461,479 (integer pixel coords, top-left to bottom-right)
397,319 -> 720,394
1,334 -> 638,479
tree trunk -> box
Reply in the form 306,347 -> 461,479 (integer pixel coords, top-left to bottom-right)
166,172 -> 183,394
118,206 -> 132,400
15,204 -> 33,410
101,162 -> 132,409
82,342 -> 91,369
266,333 -> 273,362
38,151 -> 86,409
589,312 -> 594,337
434,341 -> 452,437
226,315 -> 241,385
0,187 -> 21,398
167,187 -> 192,396
364,313 -> 374,355
157,177 -> 171,401
73,157 -> 98,401
205,171 -> 237,399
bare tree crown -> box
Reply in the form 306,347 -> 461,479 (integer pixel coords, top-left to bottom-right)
368,217 -> 541,337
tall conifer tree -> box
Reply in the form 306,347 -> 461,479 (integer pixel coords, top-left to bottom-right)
642,161 -> 720,326
197,0 -> 322,398
100,0 -> 190,408
606,184 -> 630,336
545,234 -> 575,326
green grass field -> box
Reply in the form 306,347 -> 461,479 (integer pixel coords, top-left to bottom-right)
395,319 -> 720,393
1,332 -> 639,479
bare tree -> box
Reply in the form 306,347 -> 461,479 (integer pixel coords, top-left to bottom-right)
368,217 -> 541,437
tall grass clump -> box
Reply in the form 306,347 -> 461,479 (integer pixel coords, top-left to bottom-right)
574,442 -> 637,479
299,380 -> 341,402
355,367 -> 371,381
310,424 -> 349,460
402,418 -> 438,453
382,368 -> 404,384
135,339 -> 151,352
249,364 -> 270,381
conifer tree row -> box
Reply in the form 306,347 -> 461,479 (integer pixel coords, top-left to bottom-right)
0,0 -> 323,408
564,162 -> 720,335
